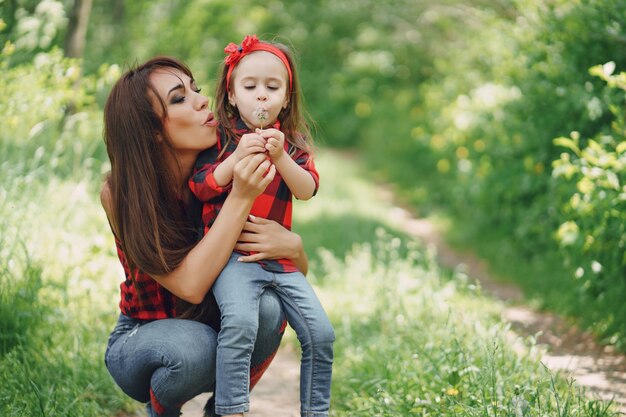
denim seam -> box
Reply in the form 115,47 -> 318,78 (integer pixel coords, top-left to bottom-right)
214,401 -> 250,415
272,278 -> 317,414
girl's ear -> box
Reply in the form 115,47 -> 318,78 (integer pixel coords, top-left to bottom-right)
228,91 -> 236,107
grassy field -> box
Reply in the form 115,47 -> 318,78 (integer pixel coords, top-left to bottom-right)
0,146 -> 618,416
296,151 -> 618,417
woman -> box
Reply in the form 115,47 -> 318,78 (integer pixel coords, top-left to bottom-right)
101,56 -> 307,417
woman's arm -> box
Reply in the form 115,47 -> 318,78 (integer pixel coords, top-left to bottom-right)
234,215 -> 309,275
103,153 -> 276,304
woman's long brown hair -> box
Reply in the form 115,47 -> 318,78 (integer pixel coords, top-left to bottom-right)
103,56 -> 197,277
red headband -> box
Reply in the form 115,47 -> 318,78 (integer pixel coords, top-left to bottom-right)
224,34 -> 293,92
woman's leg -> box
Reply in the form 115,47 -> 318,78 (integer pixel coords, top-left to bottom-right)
105,315 -> 219,417
274,272 -> 335,417
203,287 -> 286,417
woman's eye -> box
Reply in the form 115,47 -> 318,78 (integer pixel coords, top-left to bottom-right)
244,85 -> 255,90
171,95 -> 185,104
193,87 -> 202,93
268,85 -> 279,91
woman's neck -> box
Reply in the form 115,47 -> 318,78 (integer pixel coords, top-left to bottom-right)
165,150 -> 199,199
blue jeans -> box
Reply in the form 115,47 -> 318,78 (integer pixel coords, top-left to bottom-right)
212,254 -> 335,417
104,289 -> 285,417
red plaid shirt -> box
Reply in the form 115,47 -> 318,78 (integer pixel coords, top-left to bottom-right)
189,118 -> 319,273
115,237 -> 177,320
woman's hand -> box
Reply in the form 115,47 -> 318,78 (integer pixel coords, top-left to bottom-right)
231,153 -> 276,200
235,215 -> 309,275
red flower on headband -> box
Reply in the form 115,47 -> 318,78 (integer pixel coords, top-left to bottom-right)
224,34 -> 259,66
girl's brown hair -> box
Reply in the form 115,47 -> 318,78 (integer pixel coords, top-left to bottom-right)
215,40 -> 315,157
103,56 -> 198,277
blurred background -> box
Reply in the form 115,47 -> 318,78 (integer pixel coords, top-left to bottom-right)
1,0 -> 625,415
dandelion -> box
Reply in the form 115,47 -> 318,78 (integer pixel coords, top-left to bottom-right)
254,107 -> 268,129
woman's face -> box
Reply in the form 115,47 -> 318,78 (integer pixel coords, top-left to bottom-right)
228,51 -> 289,129
150,68 -> 218,153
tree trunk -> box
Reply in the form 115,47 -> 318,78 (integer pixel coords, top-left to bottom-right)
64,0 -> 93,59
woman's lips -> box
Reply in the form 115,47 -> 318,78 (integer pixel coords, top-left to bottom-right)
204,112 -> 218,127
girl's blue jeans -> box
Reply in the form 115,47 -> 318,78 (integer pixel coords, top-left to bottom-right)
212,254 -> 335,417
104,288 -> 285,417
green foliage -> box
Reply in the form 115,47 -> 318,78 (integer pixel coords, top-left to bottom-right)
1,0 -> 625,414
0,37 -> 132,416
319,235 -> 617,417
552,64 -> 626,346
302,152 -> 618,417
0,0 -> 68,66
0,239 -> 44,356
356,0 -> 626,347
0,47 -> 116,181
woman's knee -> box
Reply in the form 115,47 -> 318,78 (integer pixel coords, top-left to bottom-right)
105,319 -> 218,403
250,289 -> 285,367
145,320 -> 219,402
257,288 -> 286,337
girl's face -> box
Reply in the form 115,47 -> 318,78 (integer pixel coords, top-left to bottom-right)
150,68 -> 218,154
228,51 -> 289,129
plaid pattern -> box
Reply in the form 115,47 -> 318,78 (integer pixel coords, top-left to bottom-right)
189,118 -> 319,273
115,237 -> 177,320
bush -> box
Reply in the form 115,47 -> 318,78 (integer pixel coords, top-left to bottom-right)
358,0 -> 626,346
552,63 -> 626,346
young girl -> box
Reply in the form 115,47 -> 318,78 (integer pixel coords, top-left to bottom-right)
189,35 -> 334,417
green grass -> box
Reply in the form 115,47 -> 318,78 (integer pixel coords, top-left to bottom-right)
0,159 -> 137,415
0,140 -> 618,416
293,150 -> 619,417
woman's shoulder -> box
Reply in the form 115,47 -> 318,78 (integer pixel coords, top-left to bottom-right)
100,177 -> 120,237
100,178 -> 113,214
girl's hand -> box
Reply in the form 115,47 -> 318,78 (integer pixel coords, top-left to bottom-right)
234,132 -> 266,161
235,215 -> 306,272
231,153 -> 276,200
256,128 -> 285,159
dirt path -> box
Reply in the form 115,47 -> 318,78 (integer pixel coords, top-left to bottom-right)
379,186 -> 626,414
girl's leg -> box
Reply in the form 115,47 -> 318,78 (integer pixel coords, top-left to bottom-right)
274,272 -> 335,417
211,256 -> 270,416
203,288 -> 287,417
105,315 -> 218,417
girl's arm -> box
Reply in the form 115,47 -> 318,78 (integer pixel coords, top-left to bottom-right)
211,153 -> 238,186
103,153 -> 276,304
235,215 -> 309,275
272,152 -> 316,200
